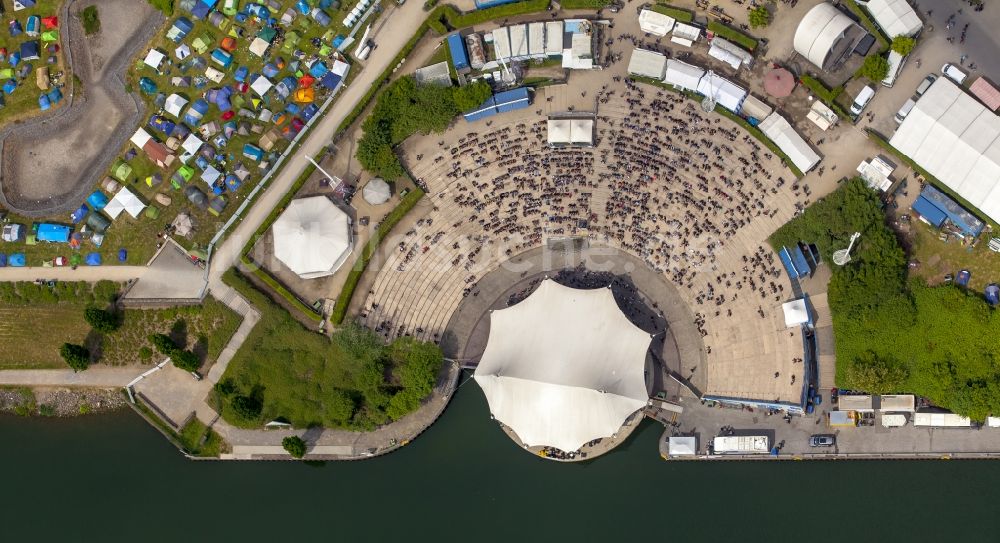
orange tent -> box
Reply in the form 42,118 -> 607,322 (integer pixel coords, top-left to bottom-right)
221,37 -> 237,52
293,87 -> 315,103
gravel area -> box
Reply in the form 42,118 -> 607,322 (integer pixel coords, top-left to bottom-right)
0,385 -> 126,416
0,0 -> 163,216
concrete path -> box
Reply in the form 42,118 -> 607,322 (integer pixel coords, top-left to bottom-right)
0,266 -> 146,282
0,367 -> 144,387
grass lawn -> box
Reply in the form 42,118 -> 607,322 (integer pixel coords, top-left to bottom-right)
907,220 -> 1000,291
178,417 -> 227,457
0,0 -> 68,127
81,5 -> 100,35
0,304 -> 91,369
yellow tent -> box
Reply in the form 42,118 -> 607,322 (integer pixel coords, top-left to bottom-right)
293,87 -> 315,104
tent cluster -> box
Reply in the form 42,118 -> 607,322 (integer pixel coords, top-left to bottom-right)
2,8 -> 60,110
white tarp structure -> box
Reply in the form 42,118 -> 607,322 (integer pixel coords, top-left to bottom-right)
889,77 -> 1000,224
547,119 -> 570,144
144,48 -> 166,70
474,279 -> 651,452
545,21 -> 564,55
882,414 -> 907,427
708,37 -> 754,70
165,94 -> 188,118
857,155 -> 895,192
273,196 -> 353,279
741,94 -> 773,121
179,133 -> 203,163
668,436 -> 697,456
509,24 -> 529,59
782,299 -> 810,328
528,22 -> 545,58
794,2 -> 860,70
839,395 -> 875,412
250,75 -> 273,97
913,412 -> 972,427
880,394 -> 915,412
672,22 -> 700,46
759,112 -> 822,172
664,59 -> 704,92
562,33 -> 593,70
130,128 -> 153,149
249,37 -> 271,57
713,435 -> 770,454
104,187 -> 146,220
492,27 -> 512,61
362,178 -> 391,205
627,48 -> 667,80
638,9 -> 675,37
861,0 -> 922,37
696,72 -> 746,112
988,416 -> 1000,428
807,99 -> 839,131
547,118 -> 593,146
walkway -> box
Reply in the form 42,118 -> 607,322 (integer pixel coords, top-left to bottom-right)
0,266 -> 146,282
0,367 -> 143,387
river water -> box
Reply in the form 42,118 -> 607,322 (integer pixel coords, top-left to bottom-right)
2,381 -> 997,541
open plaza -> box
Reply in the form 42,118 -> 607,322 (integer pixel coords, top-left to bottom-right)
2,0 -> 1000,463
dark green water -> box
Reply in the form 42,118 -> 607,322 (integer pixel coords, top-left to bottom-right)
3,381 -> 998,541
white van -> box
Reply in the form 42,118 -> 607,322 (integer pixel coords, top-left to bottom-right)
850,85 -> 876,116
881,51 -> 907,88
895,97 -> 916,123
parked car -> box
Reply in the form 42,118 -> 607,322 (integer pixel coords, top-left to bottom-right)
809,435 -> 836,447
895,97 -> 917,123
850,85 -> 876,116
916,73 -> 937,96
942,63 -> 967,85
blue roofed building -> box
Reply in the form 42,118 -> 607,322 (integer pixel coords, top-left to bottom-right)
447,33 -> 470,73
911,184 -> 985,237
463,95 -> 497,122
494,87 -> 530,113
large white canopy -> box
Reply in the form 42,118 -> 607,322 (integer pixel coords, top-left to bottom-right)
547,118 -> 593,145
696,72 -> 746,113
627,47 -> 667,80
105,187 -> 146,220
664,59 -> 704,92
545,21 -> 564,55
782,298 -> 810,328
273,196 -> 353,279
759,112 -> 822,172
708,37 -> 754,70
863,0 -> 922,38
251,75 -> 273,97
668,436 -> 697,456
638,9 -> 675,37
474,279 -> 652,453
793,3 -> 859,69
362,178 -> 391,205
889,77 -> 1000,224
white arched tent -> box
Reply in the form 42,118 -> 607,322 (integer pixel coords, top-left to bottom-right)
793,3 -> 861,70
474,279 -> 652,453
273,196 -> 353,279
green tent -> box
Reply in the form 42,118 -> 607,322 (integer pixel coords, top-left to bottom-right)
192,32 -> 214,54
41,30 -> 59,42
171,165 -> 194,189
144,206 -> 160,220
112,159 -> 132,182
86,211 -> 111,234
282,32 -> 300,53
256,27 -> 276,43
0,68 -> 13,79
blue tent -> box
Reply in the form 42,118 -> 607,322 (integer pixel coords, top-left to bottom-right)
184,98 -> 209,125
118,248 -> 128,263
915,185 -> 985,237
0,253 -> 6,267
206,86 -> 233,111
47,87 -> 62,104
234,65 -> 249,82
36,223 -> 71,243
211,48 -> 233,68
284,102 -> 300,115
300,103 -> 319,121
20,41 -> 40,60
447,33 -> 470,72
70,204 -> 89,223
149,114 -> 176,135
85,252 -> 102,266
310,8 -> 331,26
319,72 -> 341,90
190,0 -> 213,19
296,0 -> 310,14
911,195 -> 947,228
246,4 -> 270,18
309,61 -> 329,78
87,190 -> 109,210
225,174 -> 242,191
986,284 -> 1000,307
168,17 -> 194,42
9,20 -> 23,38
262,62 -> 280,78
38,94 -> 50,110
2,80 -> 15,95
8,253 -> 25,267
25,16 -> 40,36
242,143 -> 264,161
494,87 -> 530,113
8,52 -> 20,66
957,269 -> 972,287
139,77 -> 158,94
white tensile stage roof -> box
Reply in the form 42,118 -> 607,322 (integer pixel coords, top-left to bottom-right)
547,118 -> 594,146
273,196 -> 353,279
474,279 -> 651,453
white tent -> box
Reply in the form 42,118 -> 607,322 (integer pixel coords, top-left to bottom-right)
664,59 -> 704,92
794,2 -> 861,69
545,21 -> 564,56
889,77 -> 1000,225
857,155 -> 895,192
782,298 -> 810,328
547,119 -> 571,144
807,99 -> 839,131
130,128 -> 153,149
179,133 -> 203,162
251,75 -> 273,97
672,22 -> 701,46
202,165 -> 222,186
492,27 -> 512,61
362,178 -> 391,205
205,67 -> 225,84
144,49 -> 166,70
862,0 -> 922,38
104,187 -> 146,220
528,22 -> 545,58
638,9 -> 675,37
741,94 -> 773,121
759,112 -> 822,172
164,94 -> 188,118
509,24 -> 529,59
627,48 -> 667,80
708,37 -> 754,70
249,37 -> 270,57
696,72 -> 746,112
668,436 -> 697,456
570,119 -> 593,144
174,43 -> 191,60
273,196 -> 353,279
474,279 -> 651,453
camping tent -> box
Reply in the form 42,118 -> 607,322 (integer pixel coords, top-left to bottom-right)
782,298 -> 811,328
144,49 -> 166,71
362,178 -> 391,205
474,279 -> 652,453
273,196 -> 353,279
104,187 -> 146,220
165,93 -> 188,117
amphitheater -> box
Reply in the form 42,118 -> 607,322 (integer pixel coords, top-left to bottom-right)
360,79 -> 810,408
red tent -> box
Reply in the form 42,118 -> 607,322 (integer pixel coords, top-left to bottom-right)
41,16 -> 58,29
298,74 -> 315,88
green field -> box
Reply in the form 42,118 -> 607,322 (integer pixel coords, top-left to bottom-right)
907,220 -> 1000,291
0,0 -> 68,127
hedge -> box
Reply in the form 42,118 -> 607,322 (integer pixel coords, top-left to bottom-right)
651,4 -> 694,23
866,129 -> 998,230
799,75 -> 850,120
330,187 -> 426,325
634,76 -> 804,178
707,21 -> 758,51
560,0 -> 612,8
240,256 -> 323,322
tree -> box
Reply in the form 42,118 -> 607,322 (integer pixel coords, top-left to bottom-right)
891,35 -> 916,56
149,333 -> 178,356
846,351 -> 908,393
282,436 -> 307,458
60,343 -> 90,372
231,394 -> 263,421
145,0 -> 174,15
172,350 -> 201,372
84,306 -> 119,333
452,81 -> 493,111
859,54 -> 890,82
748,6 -> 771,28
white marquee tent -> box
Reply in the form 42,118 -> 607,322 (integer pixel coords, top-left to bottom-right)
250,75 -> 273,97
668,436 -> 697,456
104,187 -> 146,220
144,49 -> 166,71
708,37 -> 754,70
664,59 -> 704,92
362,178 -> 391,205
627,48 -> 667,80
759,112 -> 822,172
474,279 -> 651,453
165,94 -> 188,118
793,3 -> 860,70
638,9 -> 675,37
273,196 -> 353,279
696,72 -> 747,112
782,298 -> 810,328
861,0 -> 922,38
889,77 -> 1000,224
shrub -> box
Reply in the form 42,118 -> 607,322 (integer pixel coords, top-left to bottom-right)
650,4 -> 694,23
707,21 -> 758,51
232,394 -> 263,421
891,35 -> 916,56
81,6 -> 100,35
138,346 -> 153,361
748,5 -> 771,28
282,436 -> 307,458
858,54 -> 890,81
60,343 -> 90,372
215,378 -> 237,397
146,0 -> 174,15
84,306 -> 119,333
172,350 -> 201,372
149,333 -> 179,356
